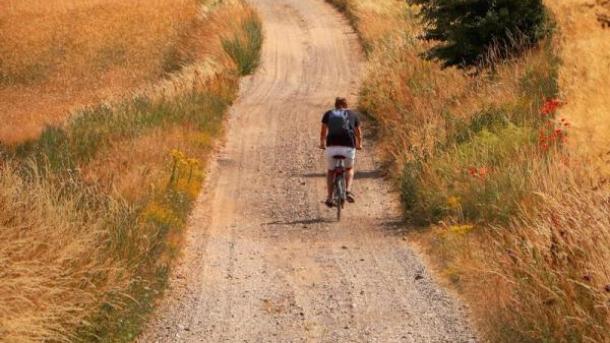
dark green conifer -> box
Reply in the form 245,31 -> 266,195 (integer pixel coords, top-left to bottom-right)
411,0 -> 549,68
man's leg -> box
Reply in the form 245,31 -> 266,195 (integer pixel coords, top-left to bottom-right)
345,155 -> 356,203
345,168 -> 355,192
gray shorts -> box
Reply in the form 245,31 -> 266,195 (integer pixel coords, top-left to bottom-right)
325,146 -> 356,170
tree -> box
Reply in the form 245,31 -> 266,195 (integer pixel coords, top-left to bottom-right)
411,0 -> 549,69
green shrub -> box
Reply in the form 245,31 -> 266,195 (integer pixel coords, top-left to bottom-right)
223,16 -> 263,76
403,122 -> 537,225
399,33 -> 559,227
450,106 -> 511,144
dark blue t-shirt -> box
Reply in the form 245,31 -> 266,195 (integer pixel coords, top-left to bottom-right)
322,109 -> 360,148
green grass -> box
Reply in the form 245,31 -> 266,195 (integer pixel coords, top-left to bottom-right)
15,86 -> 232,170
223,16 -> 263,76
75,175 -> 203,342
1,9 -> 263,342
67,10 -> 265,340
403,123 -> 537,225
3,79 -> 227,341
401,43 -> 560,226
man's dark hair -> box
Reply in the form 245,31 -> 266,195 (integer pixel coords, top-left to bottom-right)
335,97 -> 348,109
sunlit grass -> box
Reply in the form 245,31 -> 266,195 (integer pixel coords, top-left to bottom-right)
0,1 -> 262,341
0,0 -> 201,144
330,0 -> 610,341
544,0 -> 610,164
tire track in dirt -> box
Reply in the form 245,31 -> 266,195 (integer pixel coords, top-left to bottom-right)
139,0 -> 477,342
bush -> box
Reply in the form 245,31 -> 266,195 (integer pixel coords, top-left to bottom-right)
403,122 -> 537,225
223,15 -> 263,76
411,0 -> 549,68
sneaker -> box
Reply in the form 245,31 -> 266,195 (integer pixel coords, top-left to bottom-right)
325,199 -> 334,208
346,191 -> 355,203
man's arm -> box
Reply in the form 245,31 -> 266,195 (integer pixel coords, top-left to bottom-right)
320,124 -> 328,149
355,125 -> 363,150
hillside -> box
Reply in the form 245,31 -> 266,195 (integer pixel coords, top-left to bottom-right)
546,0 -> 610,165
1,0 -> 608,342
0,0 -> 199,144
327,0 -> 610,341
0,0 -> 261,341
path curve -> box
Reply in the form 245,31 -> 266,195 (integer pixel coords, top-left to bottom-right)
140,0 -> 477,341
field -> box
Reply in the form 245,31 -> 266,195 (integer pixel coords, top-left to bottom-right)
0,0 -> 262,341
0,0 -> 193,144
327,0 -> 610,341
2,0 -> 608,341
545,0 -> 610,165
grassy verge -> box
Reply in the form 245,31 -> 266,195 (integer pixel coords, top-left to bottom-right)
327,0 -> 609,341
223,15 -> 264,76
0,2 -> 262,342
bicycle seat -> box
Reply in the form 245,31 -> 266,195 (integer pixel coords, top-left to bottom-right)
333,155 -> 347,160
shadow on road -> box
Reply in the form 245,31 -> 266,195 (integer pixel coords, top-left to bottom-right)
300,169 -> 384,180
380,218 -> 409,235
263,218 -> 333,226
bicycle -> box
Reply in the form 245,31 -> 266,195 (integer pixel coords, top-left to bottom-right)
331,155 -> 348,221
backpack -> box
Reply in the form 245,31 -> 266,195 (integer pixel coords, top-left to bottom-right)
327,109 -> 352,138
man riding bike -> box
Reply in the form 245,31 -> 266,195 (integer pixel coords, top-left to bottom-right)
320,97 -> 363,208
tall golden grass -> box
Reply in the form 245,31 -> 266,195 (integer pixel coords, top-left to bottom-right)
481,161 -> 610,342
0,162 -> 129,342
330,0 -> 609,341
544,0 -> 610,169
0,1 -> 261,341
413,155 -> 610,342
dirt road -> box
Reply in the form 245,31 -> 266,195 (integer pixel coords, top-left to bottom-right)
140,0 -> 477,341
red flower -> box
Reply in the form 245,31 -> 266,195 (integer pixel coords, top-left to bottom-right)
541,99 -> 563,116
467,166 -> 491,179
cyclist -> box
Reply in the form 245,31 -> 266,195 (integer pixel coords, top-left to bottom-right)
320,97 -> 362,208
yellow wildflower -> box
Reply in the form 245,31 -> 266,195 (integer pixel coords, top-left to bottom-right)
448,224 -> 474,235
447,196 -> 461,209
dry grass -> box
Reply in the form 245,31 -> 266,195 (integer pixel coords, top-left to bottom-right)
413,158 -> 610,342
485,163 -> 610,342
328,0 -> 466,172
80,73 -> 235,202
0,163 -> 129,342
544,0 -> 610,170
0,1 -> 261,341
0,0 -> 198,144
331,0 -> 609,341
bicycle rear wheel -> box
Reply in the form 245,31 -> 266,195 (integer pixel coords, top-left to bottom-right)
336,196 -> 342,221
335,175 -> 345,221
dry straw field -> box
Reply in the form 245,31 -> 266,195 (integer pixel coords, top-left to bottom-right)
328,0 -> 609,341
0,0 -> 261,341
0,0 -> 195,144
545,0 -> 610,164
